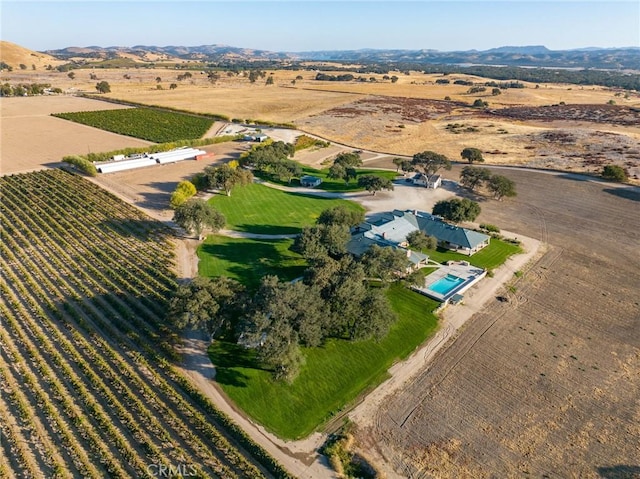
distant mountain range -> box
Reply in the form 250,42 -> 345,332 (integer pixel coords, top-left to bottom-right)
35,43 -> 640,70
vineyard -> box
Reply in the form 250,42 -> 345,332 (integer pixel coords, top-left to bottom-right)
0,169 -> 290,479
52,108 -> 214,143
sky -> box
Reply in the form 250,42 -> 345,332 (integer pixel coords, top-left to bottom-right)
2,1 -> 639,52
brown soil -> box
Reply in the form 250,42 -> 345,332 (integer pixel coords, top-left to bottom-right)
356,166 -> 640,478
487,103 -> 640,126
0,96 -> 151,174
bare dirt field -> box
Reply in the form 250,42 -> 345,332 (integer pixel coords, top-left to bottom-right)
0,96 -> 151,173
355,167 -> 640,478
90,141 -> 246,220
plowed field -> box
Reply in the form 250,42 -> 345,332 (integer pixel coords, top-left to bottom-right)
356,168 -> 640,478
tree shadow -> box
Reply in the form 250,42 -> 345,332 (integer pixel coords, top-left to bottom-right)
231,223 -> 301,235
96,217 -> 174,240
596,465 -> 640,479
146,180 -> 180,194
209,340 -> 266,388
603,187 -> 640,202
199,239 -> 305,289
136,190 -> 173,211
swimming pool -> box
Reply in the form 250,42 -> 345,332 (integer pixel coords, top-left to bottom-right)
428,274 -> 465,295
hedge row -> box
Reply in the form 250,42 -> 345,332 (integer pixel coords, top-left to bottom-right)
61,155 -> 98,176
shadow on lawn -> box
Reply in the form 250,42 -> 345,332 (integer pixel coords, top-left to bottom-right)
231,223 -> 301,235
210,341 -> 266,388
199,240 -> 305,289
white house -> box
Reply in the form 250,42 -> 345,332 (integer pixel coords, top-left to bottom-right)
412,173 -> 442,189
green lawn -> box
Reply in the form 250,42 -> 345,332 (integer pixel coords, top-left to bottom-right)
421,238 -> 522,270
208,183 -> 364,234
255,165 -> 398,192
209,284 -> 439,439
198,236 -> 307,290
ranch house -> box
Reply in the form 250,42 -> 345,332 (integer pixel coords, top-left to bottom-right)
346,209 -> 490,258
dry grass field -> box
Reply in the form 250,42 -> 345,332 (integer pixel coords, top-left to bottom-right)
0,96 -> 151,174
5,66 -> 637,178
356,167 -> 640,478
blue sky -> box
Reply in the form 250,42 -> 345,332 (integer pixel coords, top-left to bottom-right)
2,1 -> 639,52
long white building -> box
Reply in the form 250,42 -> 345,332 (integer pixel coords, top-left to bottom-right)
95,148 -> 207,173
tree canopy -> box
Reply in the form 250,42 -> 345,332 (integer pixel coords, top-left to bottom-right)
317,206 -> 365,227
168,276 -> 245,338
293,224 -> 351,261
205,164 -> 253,196
333,152 -> 362,169
460,147 -> 485,164
173,199 -> 225,239
487,175 -> 517,200
357,174 -> 394,195
170,180 -> 197,209
432,198 -> 481,223
95,81 -> 111,93
406,230 -> 438,251
459,166 -> 491,190
361,245 -> 409,281
411,151 -> 452,178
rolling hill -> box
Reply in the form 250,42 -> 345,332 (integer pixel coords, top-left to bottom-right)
0,41 -> 64,69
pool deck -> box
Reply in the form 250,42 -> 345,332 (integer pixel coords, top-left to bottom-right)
413,261 -> 486,303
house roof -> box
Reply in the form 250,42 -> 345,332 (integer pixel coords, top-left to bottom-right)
345,232 -> 428,266
350,210 -> 489,252
415,213 -> 488,249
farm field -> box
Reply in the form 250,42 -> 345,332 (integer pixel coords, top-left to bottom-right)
0,96 -> 152,173
209,284 -> 440,439
3,68 -> 640,180
356,168 -> 640,478
208,183 -> 365,234
0,169 -> 290,479
53,107 -> 214,142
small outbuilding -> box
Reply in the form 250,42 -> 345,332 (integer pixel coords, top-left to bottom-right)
300,175 -> 323,188
412,173 -> 442,189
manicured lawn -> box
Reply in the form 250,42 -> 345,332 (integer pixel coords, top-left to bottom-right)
255,165 -> 398,192
208,183 -> 364,234
209,284 -> 439,439
197,236 -> 306,289
421,238 -> 522,270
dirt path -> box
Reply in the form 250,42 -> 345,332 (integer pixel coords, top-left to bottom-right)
177,332 -> 335,479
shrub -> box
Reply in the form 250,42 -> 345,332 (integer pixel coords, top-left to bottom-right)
170,180 -> 197,209
294,135 -> 330,151
62,155 -> 97,176
602,164 -> 628,182
479,223 -> 500,233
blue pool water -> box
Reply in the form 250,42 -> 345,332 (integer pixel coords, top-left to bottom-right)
428,274 -> 465,295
